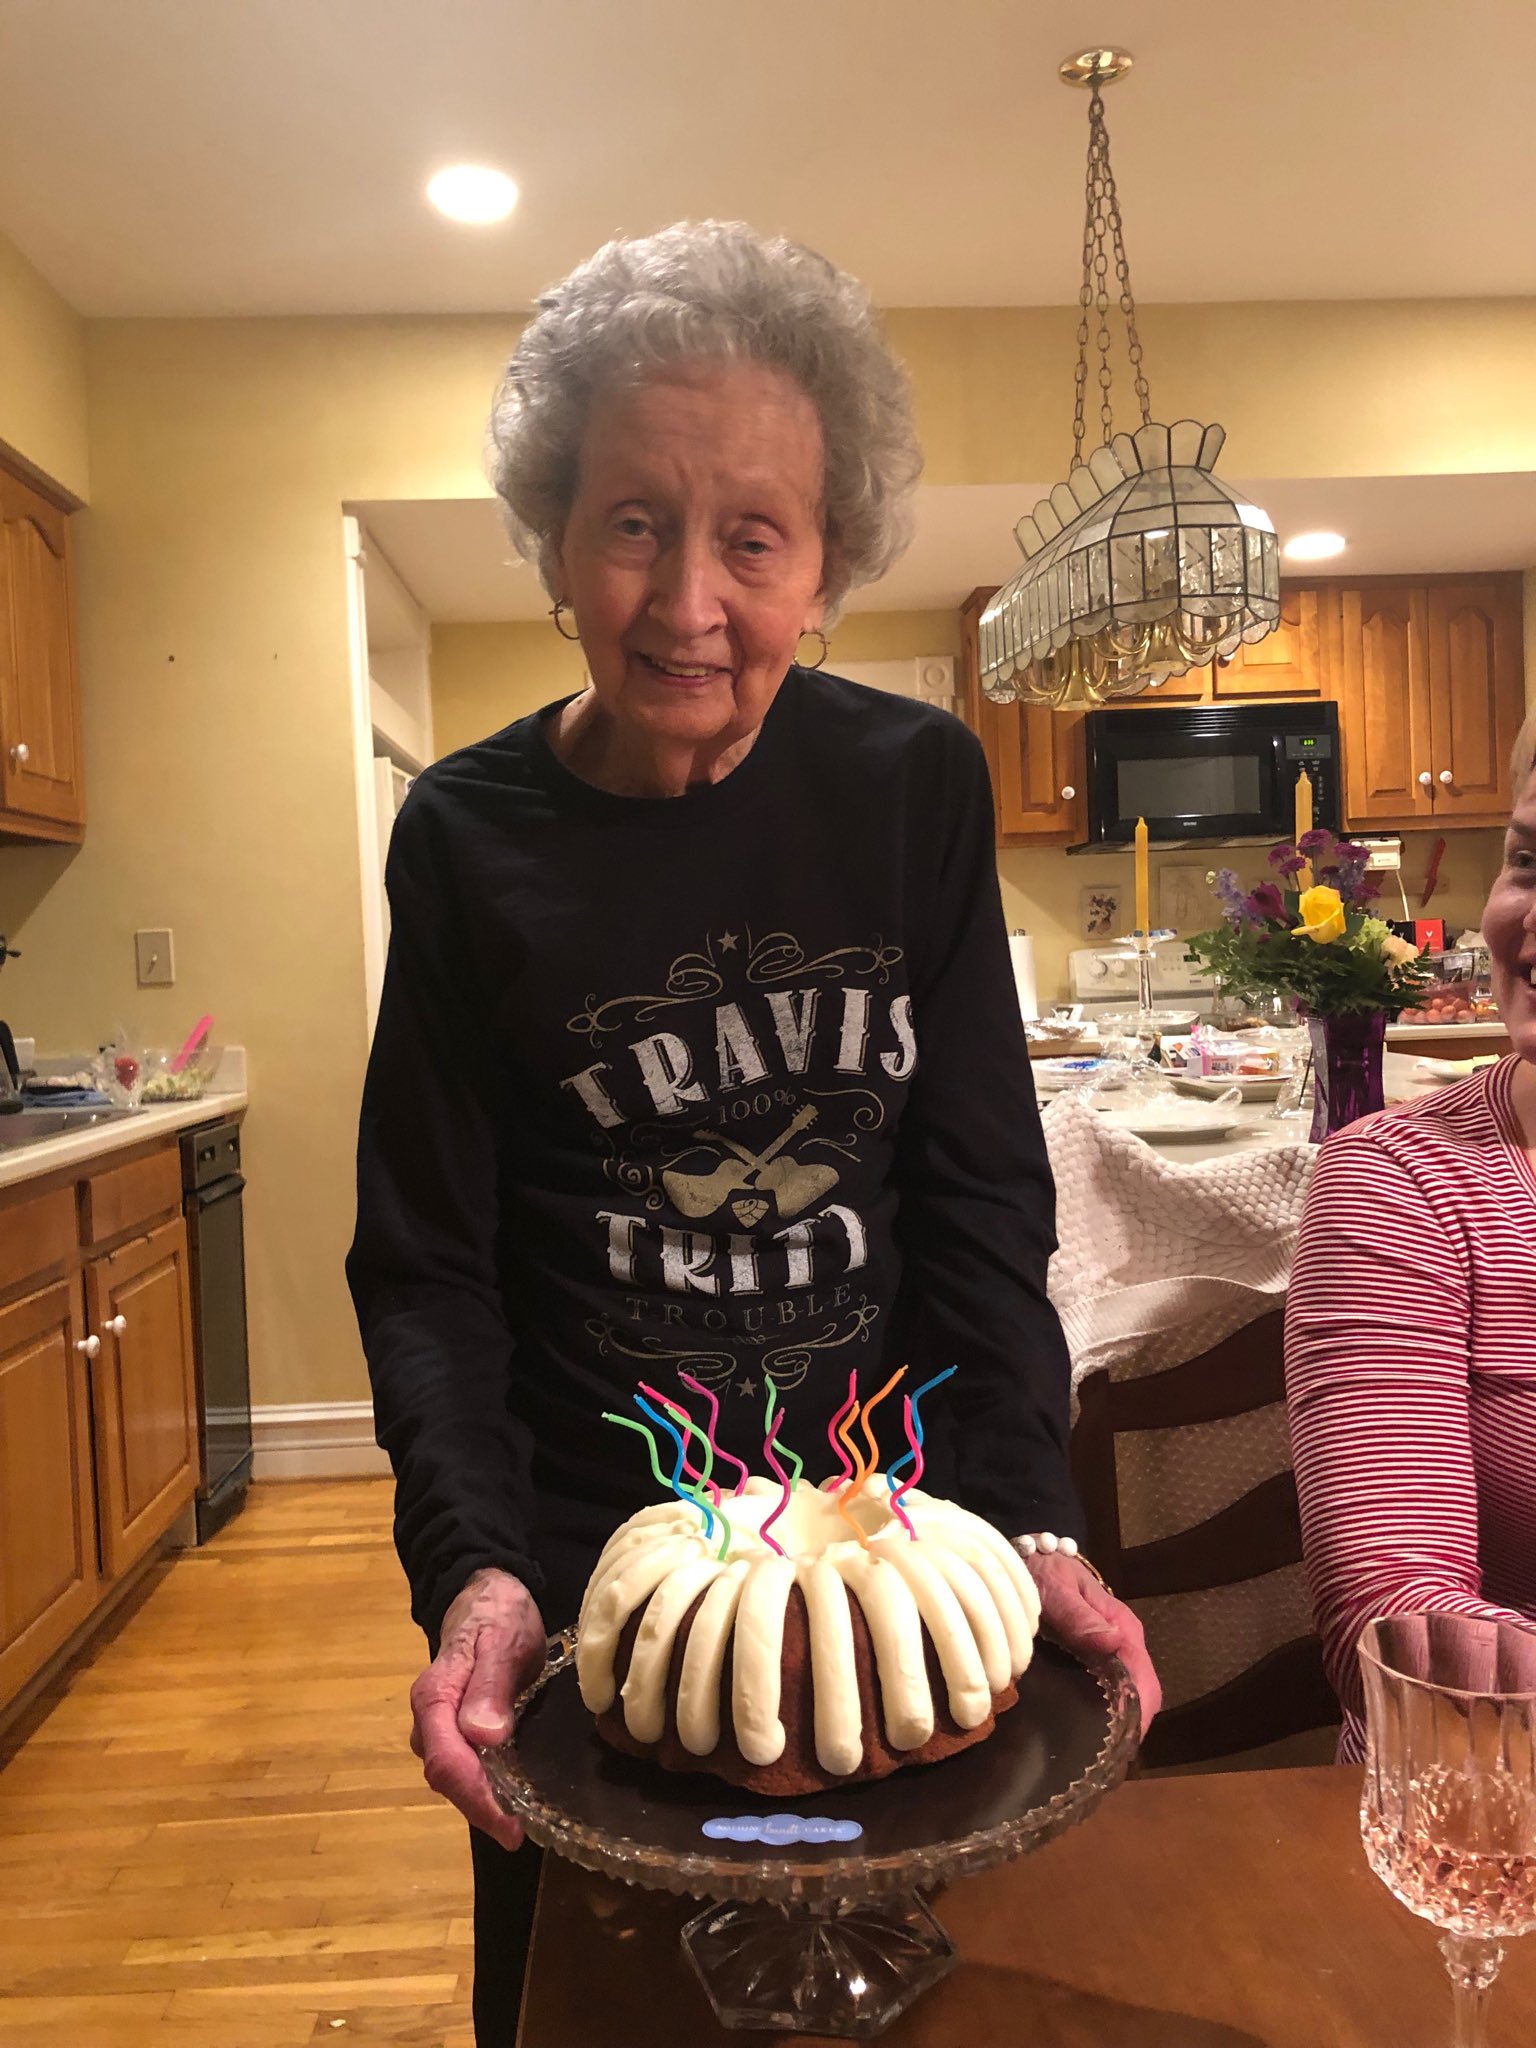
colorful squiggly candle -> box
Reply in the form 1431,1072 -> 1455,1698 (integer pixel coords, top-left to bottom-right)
825,1371 -> 859,1491
887,1397 -> 920,1541
638,1380 -> 721,1505
832,1366 -> 906,1550
886,1365 -> 957,1489
634,1391 -> 725,1554
759,1407 -> 792,1558
888,1395 -> 925,1535
679,1371 -> 751,1497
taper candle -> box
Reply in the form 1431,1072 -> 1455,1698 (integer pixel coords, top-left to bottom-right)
1294,769 -> 1314,888
1134,816 -> 1150,933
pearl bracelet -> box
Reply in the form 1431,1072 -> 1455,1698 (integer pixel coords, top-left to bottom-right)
1014,1532 -> 1113,1593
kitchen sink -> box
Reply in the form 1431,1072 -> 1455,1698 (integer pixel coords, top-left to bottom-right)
0,1105 -> 140,1154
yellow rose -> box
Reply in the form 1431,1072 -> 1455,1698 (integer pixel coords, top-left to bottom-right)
1382,933 -> 1420,966
1292,885 -> 1347,944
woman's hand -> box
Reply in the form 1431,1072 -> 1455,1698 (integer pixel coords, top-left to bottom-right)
1022,1550 -> 1163,1731
409,1567 -> 548,1851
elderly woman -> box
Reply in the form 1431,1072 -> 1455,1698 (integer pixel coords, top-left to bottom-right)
346,220 -> 1157,2044
1287,710 -> 1536,1757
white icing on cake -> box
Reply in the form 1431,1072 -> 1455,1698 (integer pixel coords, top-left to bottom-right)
575,1475 -> 1041,1777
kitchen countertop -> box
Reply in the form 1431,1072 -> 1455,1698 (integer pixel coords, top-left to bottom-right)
1384,1019 -> 1509,1042
0,1086 -> 248,1194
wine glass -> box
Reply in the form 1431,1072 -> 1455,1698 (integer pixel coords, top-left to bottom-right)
1359,1613 -> 1536,2046
1268,1023 -> 1313,1123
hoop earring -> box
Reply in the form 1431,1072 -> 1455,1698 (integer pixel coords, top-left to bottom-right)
550,600 -> 581,643
798,628 -> 829,671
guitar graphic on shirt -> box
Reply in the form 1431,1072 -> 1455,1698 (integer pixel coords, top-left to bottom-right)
662,1106 -> 840,1225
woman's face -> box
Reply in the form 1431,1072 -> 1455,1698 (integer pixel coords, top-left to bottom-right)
554,361 -> 829,754
1483,768 -> 1536,1062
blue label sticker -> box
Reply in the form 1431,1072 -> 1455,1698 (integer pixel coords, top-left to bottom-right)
701,1814 -> 863,1846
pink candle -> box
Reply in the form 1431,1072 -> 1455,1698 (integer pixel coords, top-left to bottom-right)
680,1371 -> 751,1497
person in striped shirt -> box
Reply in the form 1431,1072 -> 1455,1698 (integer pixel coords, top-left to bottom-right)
1286,711 -> 1536,1756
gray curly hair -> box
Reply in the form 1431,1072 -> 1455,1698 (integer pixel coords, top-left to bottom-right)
486,220 -> 921,619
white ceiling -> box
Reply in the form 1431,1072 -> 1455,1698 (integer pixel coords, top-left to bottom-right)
2,1 -> 1535,315
356,474 -> 1536,624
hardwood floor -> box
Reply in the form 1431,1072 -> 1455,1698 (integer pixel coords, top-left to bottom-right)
0,1478 -> 476,2046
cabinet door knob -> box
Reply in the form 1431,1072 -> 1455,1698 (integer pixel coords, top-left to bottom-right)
1438,770 -> 1455,786
1418,771 -> 1433,788
75,1334 -> 101,1359
105,1314 -> 128,1336
8,742 -> 29,768
1060,785 -> 1076,801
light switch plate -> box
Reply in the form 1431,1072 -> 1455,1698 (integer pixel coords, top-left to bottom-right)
1360,837 -> 1403,873
135,927 -> 175,987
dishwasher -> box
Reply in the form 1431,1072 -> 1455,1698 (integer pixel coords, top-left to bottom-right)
181,1116 -> 253,1540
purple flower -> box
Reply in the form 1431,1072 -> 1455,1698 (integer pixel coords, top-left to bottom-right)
1274,853 -> 1307,880
1268,841 -> 1299,871
1298,828 -> 1333,856
1246,882 -> 1286,922
1214,868 -> 1251,924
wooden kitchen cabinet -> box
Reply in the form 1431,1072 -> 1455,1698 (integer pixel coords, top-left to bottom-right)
0,1132 -> 204,1721
960,587 -> 1086,844
0,1279 -> 99,1707
1338,581 -> 1432,825
85,1217 -> 198,1584
1424,579 -> 1527,820
1337,573 -> 1524,830
0,454 -> 85,843
1211,585 -> 1327,699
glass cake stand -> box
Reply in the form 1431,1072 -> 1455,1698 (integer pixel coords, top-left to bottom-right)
481,1628 -> 1139,2038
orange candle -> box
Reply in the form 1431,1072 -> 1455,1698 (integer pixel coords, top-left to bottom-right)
1295,769 -> 1314,888
1134,816 -> 1150,934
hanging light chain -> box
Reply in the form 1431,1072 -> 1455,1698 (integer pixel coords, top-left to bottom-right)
1070,83 -> 1152,469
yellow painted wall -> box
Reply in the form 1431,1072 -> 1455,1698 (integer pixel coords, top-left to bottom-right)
0,231 -> 89,500
887,299 -> 1536,485
430,620 -> 585,758
1,316 -> 516,1411
3,296 -> 1533,1413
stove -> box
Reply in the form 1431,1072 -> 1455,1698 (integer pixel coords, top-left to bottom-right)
1066,939 -> 1217,1015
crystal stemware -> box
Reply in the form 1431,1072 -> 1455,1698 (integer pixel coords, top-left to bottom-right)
1359,1613 -> 1536,2047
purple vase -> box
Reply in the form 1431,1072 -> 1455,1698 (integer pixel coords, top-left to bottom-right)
1307,1010 -> 1388,1141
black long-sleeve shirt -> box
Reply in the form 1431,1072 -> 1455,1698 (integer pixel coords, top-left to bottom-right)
346,668 -> 1082,1643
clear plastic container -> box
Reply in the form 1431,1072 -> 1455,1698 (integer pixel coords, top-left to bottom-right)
139,1043 -> 224,1103
1183,1027 -> 1282,1079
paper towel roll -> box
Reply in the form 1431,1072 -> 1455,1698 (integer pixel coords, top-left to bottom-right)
1008,932 -> 1038,1022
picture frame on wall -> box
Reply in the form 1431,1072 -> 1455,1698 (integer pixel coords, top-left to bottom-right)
1080,883 -> 1123,940
1160,862 -> 1215,935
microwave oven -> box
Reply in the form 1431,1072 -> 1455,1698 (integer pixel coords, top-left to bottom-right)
1081,698 -> 1341,847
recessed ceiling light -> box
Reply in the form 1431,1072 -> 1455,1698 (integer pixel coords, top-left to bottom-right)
426,164 -> 519,225
1282,530 -> 1347,562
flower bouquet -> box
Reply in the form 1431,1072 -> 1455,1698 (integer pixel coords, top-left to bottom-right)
1186,830 -> 1435,1138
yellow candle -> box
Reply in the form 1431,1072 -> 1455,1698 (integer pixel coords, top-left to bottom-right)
1134,816 -> 1150,934
1294,768 -> 1314,888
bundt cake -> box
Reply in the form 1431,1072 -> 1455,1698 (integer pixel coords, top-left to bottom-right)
575,1473 -> 1041,1796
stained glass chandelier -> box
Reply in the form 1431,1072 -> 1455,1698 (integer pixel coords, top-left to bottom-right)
979,49 -> 1280,709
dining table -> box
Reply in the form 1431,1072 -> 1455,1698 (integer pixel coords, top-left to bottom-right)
514,1762 -> 1536,2046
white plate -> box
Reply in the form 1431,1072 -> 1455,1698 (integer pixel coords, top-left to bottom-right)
1095,1105 -> 1243,1140
1415,1055 -> 1501,1083
1173,1073 -> 1284,1103
1034,1057 -> 1126,1094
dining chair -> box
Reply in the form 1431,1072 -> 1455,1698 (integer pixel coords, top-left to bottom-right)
1070,1308 -> 1340,1768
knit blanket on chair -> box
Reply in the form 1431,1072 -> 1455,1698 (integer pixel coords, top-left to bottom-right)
1040,1091 -> 1316,1395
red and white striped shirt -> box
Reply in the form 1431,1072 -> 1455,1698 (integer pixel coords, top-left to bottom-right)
1285,1058 -> 1536,1759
